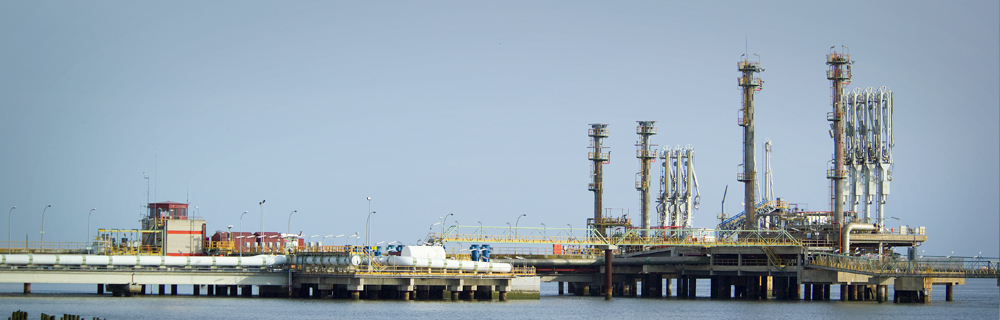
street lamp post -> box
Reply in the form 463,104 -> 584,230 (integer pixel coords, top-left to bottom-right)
239,211 -> 248,258
258,200 -> 265,240
515,214 -> 527,238
477,221 -> 483,239
514,214 -> 526,253
567,224 -> 574,242
7,206 -> 15,254
366,197 -> 375,248
287,210 -> 297,235
87,208 -> 96,253
40,205 -> 51,246
349,232 -> 359,246
333,234 -> 344,246
541,223 -> 547,241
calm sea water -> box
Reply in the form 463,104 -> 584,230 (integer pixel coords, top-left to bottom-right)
0,279 -> 996,319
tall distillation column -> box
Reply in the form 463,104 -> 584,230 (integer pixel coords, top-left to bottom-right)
737,57 -> 763,230
826,48 -> 852,226
635,121 -> 657,237
588,124 -> 611,238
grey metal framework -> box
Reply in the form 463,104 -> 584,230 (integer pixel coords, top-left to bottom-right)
634,121 -> 657,237
656,145 -> 700,229
843,87 -> 894,229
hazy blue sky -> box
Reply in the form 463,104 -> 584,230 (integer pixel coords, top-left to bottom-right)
1,1 -> 996,256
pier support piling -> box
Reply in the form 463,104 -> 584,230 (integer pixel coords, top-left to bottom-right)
171,284 -> 178,296
97,284 -> 103,295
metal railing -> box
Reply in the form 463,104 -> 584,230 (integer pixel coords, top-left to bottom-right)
430,225 -> 801,248
0,241 -> 91,254
807,252 -> 1000,278
298,265 -> 535,277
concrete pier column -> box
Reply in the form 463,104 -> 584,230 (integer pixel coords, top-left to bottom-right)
450,290 -> 460,301
840,285 -> 848,301
401,291 -> 410,301
823,284 -> 831,300
171,284 -> 178,295
558,282 -> 564,295
747,277 -> 758,300
945,284 -> 953,302
582,284 -> 591,296
230,285 -> 239,296
847,285 -> 856,301
499,291 -> 508,301
158,284 -> 165,295
679,276 -> 688,298
568,282 -> 578,296
207,285 -> 215,296
97,284 -> 104,295
675,277 -> 683,297
803,283 -> 811,300
140,284 -> 147,295
788,277 -> 799,300
193,285 -> 200,296
875,285 -> 883,302
350,291 -> 361,300
689,277 -> 697,298
241,285 -> 252,297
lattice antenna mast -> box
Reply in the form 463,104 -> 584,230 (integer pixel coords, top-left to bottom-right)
588,124 -> 610,238
826,46 -> 852,226
737,54 -> 764,230
635,121 -> 657,238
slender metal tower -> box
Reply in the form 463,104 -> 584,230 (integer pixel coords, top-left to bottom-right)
826,47 -> 852,226
635,121 -> 657,237
588,124 -> 610,238
737,57 -> 763,230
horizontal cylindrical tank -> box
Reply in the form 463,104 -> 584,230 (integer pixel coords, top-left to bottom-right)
382,256 -> 512,273
294,255 -> 361,266
400,246 -> 447,259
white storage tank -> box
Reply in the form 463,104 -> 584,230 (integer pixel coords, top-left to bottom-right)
400,245 -> 446,259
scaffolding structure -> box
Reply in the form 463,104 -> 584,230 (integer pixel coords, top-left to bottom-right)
634,121 -> 657,237
826,47 -> 852,225
737,56 -> 764,230
588,124 -> 611,238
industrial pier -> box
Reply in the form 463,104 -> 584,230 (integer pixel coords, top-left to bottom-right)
0,49 -> 996,304
430,48 -> 996,304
